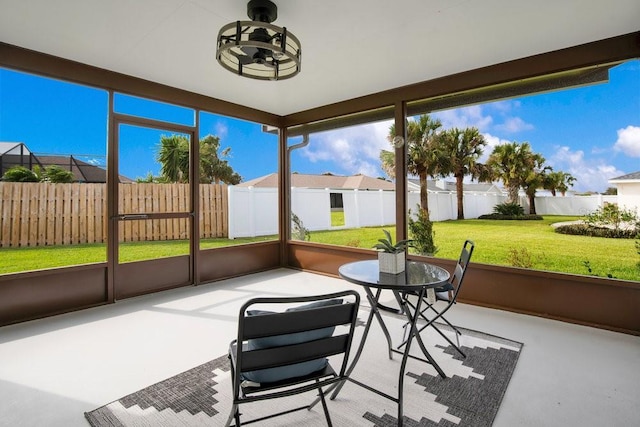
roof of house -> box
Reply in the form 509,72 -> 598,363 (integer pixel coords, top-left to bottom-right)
239,173 -> 394,190
1,148 -> 132,183
36,155 -> 110,183
407,179 -> 444,192
0,142 -> 31,155
609,171 -> 640,182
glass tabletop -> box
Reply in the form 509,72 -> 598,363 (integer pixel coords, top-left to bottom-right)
338,260 -> 450,290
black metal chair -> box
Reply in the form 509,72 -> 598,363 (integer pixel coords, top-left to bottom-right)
401,240 -> 475,358
225,290 -> 360,427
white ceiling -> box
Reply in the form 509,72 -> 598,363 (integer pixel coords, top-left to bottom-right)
1,0 -> 639,116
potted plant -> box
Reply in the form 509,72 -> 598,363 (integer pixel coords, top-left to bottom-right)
373,229 -> 413,274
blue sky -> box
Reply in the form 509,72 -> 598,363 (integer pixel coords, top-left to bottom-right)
295,60 -> 640,193
1,60 -> 638,192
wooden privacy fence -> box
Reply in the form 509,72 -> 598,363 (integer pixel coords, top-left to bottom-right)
0,182 -> 228,247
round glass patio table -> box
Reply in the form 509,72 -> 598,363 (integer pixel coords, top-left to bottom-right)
338,259 -> 450,291
333,259 -> 451,427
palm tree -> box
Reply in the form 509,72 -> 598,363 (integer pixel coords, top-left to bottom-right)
379,149 -> 395,180
157,134 -> 242,184
382,114 -> 443,217
486,141 -> 542,204
557,173 -> 576,196
523,165 -> 550,214
544,170 -> 576,196
437,127 -> 487,219
157,135 -> 189,183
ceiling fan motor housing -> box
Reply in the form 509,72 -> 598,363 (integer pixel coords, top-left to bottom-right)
247,0 -> 278,23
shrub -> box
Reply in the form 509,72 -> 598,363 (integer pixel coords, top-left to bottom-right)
408,206 -> 438,255
291,212 -> 310,241
582,260 -> 615,279
478,202 -> 542,220
584,204 -> 640,235
555,223 -> 638,239
506,247 -> 534,268
493,202 -> 525,216
1,166 -> 39,182
478,213 -> 543,220
636,234 -> 640,270
345,239 -> 361,248
43,165 -> 74,183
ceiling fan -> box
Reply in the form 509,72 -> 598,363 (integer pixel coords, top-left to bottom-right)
216,0 -> 302,81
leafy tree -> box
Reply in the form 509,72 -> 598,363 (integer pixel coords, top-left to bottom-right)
1,166 -> 39,182
156,134 -> 242,184
42,165 -> 74,183
603,187 -> 617,195
486,141 -> 542,205
436,127 -> 488,219
199,135 -> 242,185
544,171 -> 576,196
381,114 -> 443,217
135,172 -> 166,183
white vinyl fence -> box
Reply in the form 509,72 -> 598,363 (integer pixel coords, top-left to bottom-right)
531,194 -> 617,216
227,186 -> 618,239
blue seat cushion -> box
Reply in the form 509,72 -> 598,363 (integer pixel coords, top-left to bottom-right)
242,358 -> 329,384
435,282 -> 454,293
242,299 -> 343,384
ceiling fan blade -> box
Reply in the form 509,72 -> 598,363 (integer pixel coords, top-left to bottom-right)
240,46 -> 259,57
237,54 -> 253,65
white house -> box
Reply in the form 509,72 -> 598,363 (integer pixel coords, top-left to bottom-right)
608,171 -> 640,213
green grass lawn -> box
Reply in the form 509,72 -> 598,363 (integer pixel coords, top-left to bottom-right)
306,215 -> 640,281
331,210 -> 345,227
2,215 -> 638,281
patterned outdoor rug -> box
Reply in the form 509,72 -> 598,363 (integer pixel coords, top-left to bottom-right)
85,311 -> 523,426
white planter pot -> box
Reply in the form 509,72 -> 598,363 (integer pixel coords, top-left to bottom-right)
378,251 -> 406,274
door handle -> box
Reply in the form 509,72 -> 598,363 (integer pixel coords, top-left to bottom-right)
118,214 -> 149,220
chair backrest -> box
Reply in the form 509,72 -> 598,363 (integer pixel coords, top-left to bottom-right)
450,239 -> 475,299
233,290 -> 360,396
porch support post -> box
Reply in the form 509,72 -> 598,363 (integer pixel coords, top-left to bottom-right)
279,126 -> 289,267
394,101 -> 408,242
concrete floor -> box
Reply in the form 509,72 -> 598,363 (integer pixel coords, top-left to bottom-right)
0,268 -> 638,426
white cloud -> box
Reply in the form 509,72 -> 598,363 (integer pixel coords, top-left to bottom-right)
494,117 -> 534,133
215,122 -> 229,138
299,120 -> 392,177
548,146 -> 625,192
433,102 -> 533,136
489,100 -> 514,113
433,105 -> 492,131
477,133 -> 511,163
613,125 -> 640,157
